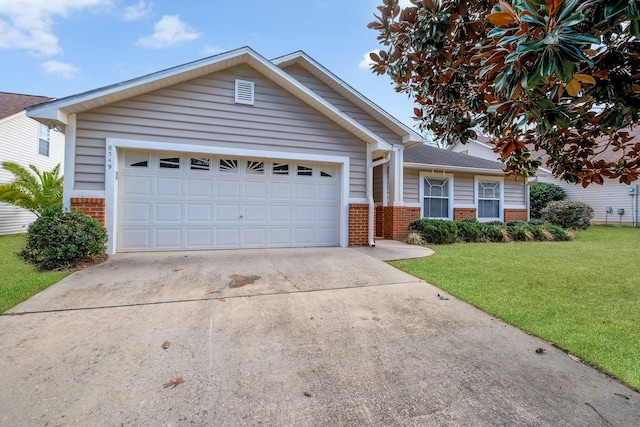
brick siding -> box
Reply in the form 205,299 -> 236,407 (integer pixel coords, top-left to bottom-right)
70,198 -> 106,226
504,208 -> 528,223
348,203 -> 370,246
375,205 -> 384,237
382,206 -> 421,240
453,208 -> 477,221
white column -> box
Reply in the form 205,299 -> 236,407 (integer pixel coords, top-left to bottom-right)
388,146 -> 404,206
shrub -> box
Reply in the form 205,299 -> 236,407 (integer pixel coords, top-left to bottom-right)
528,218 -> 547,226
20,206 -> 108,270
506,221 -> 528,227
526,225 -> 546,241
405,231 -> 425,246
507,224 -> 534,241
541,200 -> 594,230
457,219 -> 482,242
480,224 -> 504,242
544,225 -> 572,241
409,218 -> 458,244
530,182 -> 566,219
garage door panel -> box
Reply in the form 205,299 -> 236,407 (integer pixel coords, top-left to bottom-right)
155,203 -> 182,222
155,229 -> 183,248
216,180 -> 241,198
156,177 -> 183,197
216,204 -> 241,222
187,179 -> 214,198
293,205 -> 315,223
270,228 -> 292,245
118,152 -> 341,251
216,228 -> 241,247
186,228 -> 213,247
244,181 -> 267,199
121,202 -> 152,222
122,176 -> 152,197
243,228 -> 267,246
186,204 -> 213,222
244,205 -> 267,223
270,182 -> 292,200
120,228 -> 151,250
269,205 -> 291,222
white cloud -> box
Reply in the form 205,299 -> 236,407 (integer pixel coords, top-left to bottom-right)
123,0 -> 151,21
359,50 -> 377,70
0,0 -> 111,56
41,59 -> 81,79
398,0 -> 414,7
137,15 -> 201,49
202,44 -> 224,56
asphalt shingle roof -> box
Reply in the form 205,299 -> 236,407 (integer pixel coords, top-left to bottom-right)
404,143 -> 504,170
0,92 -> 53,120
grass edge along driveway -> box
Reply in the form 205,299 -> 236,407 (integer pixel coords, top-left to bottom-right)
392,226 -> 640,392
0,234 -> 70,313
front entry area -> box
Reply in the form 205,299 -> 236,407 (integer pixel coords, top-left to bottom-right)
117,150 -> 341,251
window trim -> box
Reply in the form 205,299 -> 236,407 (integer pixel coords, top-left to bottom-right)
38,123 -> 50,157
419,172 -> 454,220
474,175 -> 504,222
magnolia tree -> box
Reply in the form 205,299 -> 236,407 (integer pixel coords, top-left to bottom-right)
368,0 -> 640,186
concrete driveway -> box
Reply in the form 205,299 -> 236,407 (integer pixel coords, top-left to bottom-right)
1,244 -> 639,426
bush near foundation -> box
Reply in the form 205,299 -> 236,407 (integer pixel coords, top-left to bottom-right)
20,206 -> 108,270
530,182 -> 566,219
408,218 -> 572,245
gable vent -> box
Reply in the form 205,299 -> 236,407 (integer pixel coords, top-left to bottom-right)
235,79 -> 254,105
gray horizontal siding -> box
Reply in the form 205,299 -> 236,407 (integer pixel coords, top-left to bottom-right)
453,174 -> 474,205
74,64 -> 367,197
282,64 -> 402,146
403,169 -> 420,204
504,177 -> 526,206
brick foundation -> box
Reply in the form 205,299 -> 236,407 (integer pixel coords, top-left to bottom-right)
382,206 -> 421,240
348,203 -> 370,246
70,198 -> 106,225
375,205 -> 384,237
454,208 -> 477,221
504,208 -> 528,223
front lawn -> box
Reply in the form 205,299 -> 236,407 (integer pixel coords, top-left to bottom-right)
0,234 -> 70,313
392,226 -> 640,391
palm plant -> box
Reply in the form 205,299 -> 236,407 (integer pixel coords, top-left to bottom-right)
0,162 -> 63,216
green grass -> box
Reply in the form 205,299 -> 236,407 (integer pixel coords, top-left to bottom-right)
392,226 -> 640,391
0,234 -> 70,313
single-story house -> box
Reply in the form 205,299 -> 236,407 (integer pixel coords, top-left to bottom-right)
27,47 -> 528,254
450,138 -> 639,226
0,92 -> 65,235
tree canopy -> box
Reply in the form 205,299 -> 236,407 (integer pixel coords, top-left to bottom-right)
368,0 -> 640,186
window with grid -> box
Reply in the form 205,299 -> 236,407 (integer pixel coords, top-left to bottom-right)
423,177 -> 450,219
477,181 -> 501,219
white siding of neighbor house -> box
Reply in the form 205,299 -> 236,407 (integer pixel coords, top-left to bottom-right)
281,64 -> 403,146
0,112 -> 65,235
451,140 -> 500,161
74,64 -> 369,199
538,175 -> 637,225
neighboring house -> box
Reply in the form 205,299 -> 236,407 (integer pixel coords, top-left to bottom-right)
0,92 -> 64,235
450,138 -> 639,226
27,47 -> 527,254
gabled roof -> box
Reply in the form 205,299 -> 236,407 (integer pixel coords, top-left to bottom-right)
0,92 -> 52,120
271,51 -> 422,146
26,47 -> 406,151
404,143 -> 506,174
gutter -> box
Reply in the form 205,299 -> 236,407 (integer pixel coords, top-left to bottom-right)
367,151 -> 392,247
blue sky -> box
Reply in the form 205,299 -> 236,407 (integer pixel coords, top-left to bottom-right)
0,0 -> 418,128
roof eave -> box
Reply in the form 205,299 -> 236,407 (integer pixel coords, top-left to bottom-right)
403,161 -> 505,175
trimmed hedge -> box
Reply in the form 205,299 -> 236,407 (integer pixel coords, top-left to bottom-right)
408,217 -> 571,245
530,182 -> 566,218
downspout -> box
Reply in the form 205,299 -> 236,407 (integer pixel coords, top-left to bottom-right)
368,151 -> 391,247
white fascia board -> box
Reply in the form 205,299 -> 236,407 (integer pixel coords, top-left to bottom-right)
403,162 -> 505,176
272,51 -> 422,145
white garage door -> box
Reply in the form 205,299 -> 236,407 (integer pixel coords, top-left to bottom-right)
117,151 -> 341,251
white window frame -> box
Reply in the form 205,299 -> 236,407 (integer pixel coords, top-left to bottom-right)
38,123 -> 50,157
419,172 -> 454,220
474,175 -> 504,222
